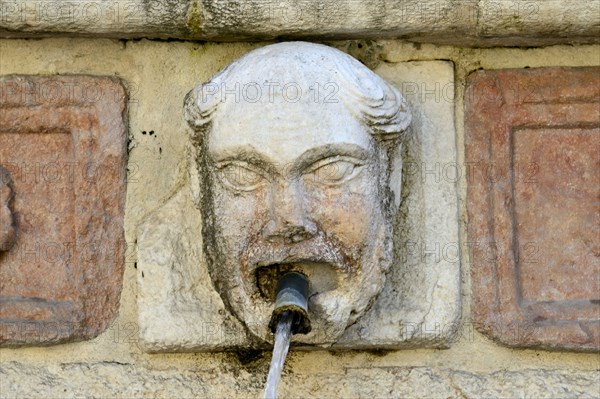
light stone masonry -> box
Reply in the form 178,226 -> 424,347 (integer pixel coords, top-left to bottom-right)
1,38 -> 599,398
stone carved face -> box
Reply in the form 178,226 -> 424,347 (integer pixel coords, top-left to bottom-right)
0,166 -> 15,252
185,42 -> 411,346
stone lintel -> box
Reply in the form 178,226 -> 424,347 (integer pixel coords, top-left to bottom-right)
0,0 -> 598,46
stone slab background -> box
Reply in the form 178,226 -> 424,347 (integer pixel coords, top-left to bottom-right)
0,39 -> 599,397
136,60 -> 461,352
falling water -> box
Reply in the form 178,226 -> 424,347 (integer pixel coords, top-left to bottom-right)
263,311 -> 294,399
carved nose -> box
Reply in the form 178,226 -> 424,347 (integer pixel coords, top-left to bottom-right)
262,181 -> 317,244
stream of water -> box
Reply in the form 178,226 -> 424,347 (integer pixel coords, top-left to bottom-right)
263,312 -> 294,399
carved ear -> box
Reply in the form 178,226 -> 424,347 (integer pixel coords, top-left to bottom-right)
389,144 -> 403,212
183,86 -> 203,131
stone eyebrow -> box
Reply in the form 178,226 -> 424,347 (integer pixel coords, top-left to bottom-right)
209,143 -> 371,177
292,144 -> 371,175
209,147 -> 279,176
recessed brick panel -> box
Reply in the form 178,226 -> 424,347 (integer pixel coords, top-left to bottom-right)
465,67 -> 600,351
0,75 -> 127,346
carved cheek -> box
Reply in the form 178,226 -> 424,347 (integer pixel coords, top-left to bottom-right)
307,183 -> 375,246
213,184 -> 268,238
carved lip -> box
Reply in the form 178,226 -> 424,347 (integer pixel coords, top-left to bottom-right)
245,239 -> 347,274
255,260 -> 339,302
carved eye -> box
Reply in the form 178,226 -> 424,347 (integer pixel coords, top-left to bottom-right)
305,157 -> 364,185
217,162 -> 266,191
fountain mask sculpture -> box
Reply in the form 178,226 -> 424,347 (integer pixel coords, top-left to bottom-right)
184,42 -> 411,347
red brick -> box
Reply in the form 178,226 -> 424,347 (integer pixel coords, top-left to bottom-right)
0,75 -> 127,346
465,67 -> 600,351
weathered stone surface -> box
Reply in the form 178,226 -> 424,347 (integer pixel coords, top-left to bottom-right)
448,368 -> 600,399
137,58 -> 460,351
0,75 -> 128,346
0,0 -> 598,46
1,361 -> 598,399
465,67 -> 600,351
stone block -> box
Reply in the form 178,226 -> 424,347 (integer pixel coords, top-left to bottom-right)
0,0 -> 598,46
137,60 -> 460,352
2,361 -> 599,399
465,66 -> 600,351
0,75 -> 127,346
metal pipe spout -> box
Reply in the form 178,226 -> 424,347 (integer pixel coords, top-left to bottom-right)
268,271 -> 311,335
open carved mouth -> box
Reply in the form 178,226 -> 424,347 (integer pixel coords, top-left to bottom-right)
255,262 -> 339,302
